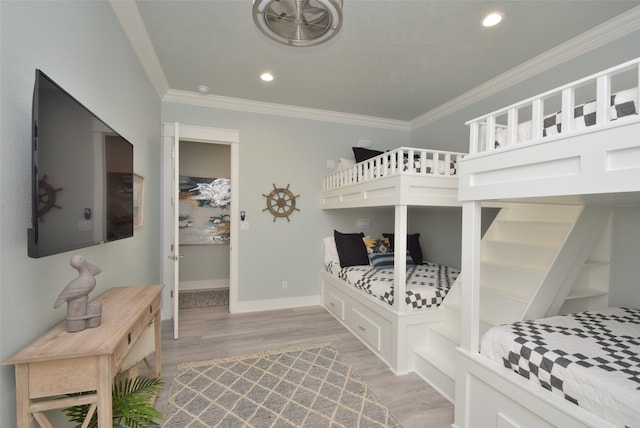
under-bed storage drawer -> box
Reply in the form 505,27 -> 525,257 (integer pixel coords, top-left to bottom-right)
323,288 -> 345,320
351,308 -> 381,351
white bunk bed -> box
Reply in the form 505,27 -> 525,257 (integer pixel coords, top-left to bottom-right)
455,57 -> 640,428
321,147 -> 465,374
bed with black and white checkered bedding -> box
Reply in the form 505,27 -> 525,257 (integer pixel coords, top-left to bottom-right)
326,261 -> 459,312
481,307 -> 640,427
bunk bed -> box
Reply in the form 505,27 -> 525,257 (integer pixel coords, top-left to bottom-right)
321,147 -> 465,374
454,57 -> 640,428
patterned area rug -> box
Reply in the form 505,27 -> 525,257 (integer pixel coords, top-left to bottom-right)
163,343 -> 402,427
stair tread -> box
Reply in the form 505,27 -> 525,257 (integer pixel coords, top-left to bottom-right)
495,219 -> 574,225
483,238 -> 560,249
567,288 -> 608,299
414,346 -> 456,379
480,259 -> 546,274
442,302 -> 521,328
480,284 -> 532,303
428,321 -> 460,342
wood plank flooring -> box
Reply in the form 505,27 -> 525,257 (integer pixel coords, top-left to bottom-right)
155,305 -> 454,428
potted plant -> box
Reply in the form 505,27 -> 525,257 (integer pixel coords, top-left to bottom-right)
64,376 -> 164,428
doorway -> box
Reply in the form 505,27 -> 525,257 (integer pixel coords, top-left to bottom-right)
162,123 -> 239,339
178,141 -> 230,308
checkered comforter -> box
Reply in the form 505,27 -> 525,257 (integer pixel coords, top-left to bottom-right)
481,307 -> 640,427
327,261 -> 459,312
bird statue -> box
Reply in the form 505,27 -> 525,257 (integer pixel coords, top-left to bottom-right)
53,255 -> 102,308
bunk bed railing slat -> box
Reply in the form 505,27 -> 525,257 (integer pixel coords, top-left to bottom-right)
560,87 -> 575,134
506,107 -> 518,148
393,204 -> 408,313
469,122 -> 480,155
596,74 -> 611,124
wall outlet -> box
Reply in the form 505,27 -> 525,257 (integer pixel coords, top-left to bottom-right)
281,280 -> 288,289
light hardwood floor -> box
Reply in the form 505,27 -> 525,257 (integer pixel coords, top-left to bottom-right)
154,305 -> 454,428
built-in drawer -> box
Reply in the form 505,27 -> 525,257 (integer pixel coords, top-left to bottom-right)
351,308 -> 381,351
323,288 -> 345,321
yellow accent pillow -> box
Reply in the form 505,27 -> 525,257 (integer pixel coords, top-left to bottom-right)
362,236 -> 391,254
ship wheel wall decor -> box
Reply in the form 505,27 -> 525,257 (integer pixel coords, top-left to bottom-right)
262,184 -> 300,222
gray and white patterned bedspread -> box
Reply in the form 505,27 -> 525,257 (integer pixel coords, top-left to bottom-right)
327,261 -> 459,312
481,307 -> 640,427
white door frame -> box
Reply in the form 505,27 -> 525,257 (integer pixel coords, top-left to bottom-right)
162,123 -> 240,338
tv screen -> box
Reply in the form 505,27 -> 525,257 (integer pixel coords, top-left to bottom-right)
28,70 -> 134,258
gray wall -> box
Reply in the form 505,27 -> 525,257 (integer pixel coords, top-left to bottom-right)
610,206 -> 640,307
0,2 -> 161,426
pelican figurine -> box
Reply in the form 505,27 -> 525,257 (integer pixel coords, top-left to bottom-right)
53,256 -> 102,308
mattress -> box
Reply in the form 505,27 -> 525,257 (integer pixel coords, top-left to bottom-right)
481,307 -> 640,427
326,260 -> 459,312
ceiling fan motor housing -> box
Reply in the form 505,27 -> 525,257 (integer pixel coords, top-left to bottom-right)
253,0 -> 343,47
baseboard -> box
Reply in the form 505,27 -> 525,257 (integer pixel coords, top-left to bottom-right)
232,295 -> 321,313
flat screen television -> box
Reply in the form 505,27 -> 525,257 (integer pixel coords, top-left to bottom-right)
28,70 -> 134,258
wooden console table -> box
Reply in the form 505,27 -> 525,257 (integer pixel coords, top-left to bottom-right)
3,284 -> 163,428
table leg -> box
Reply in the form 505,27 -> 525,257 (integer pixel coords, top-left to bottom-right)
153,310 -> 162,377
96,355 -> 113,427
15,364 -> 35,428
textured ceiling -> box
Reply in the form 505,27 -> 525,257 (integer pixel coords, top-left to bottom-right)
134,1 -> 639,121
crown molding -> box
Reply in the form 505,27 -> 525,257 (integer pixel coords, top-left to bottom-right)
110,0 -> 169,98
410,6 -> 640,130
163,90 -> 410,131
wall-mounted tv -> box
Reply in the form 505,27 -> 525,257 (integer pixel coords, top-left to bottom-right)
28,70 -> 134,258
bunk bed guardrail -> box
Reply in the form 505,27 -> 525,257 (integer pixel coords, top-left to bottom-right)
466,56 -> 640,157
323,147 -> 466,191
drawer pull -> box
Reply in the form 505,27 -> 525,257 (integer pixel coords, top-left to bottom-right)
150,305 -> 153,314
127,333 -> 131,344
329,302 -> 336,307
358,325 -> 366,332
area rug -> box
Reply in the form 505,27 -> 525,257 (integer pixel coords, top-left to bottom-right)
162,343 -> 402,427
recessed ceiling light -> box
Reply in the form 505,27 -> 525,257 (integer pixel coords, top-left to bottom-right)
482,12 -> 504,27
196,85 -> 209,94
260,72 -> 274,82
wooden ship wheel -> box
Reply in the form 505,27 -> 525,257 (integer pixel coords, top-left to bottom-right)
38,175 -> 63,221
262,184 -> 300,222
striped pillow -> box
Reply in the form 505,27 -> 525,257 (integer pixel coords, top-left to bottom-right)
368,251 -> 415,268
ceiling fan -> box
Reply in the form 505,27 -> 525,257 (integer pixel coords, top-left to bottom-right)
253,0 -> 343,47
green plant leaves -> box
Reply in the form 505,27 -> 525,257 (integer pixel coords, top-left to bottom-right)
64,376 -> 164,428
